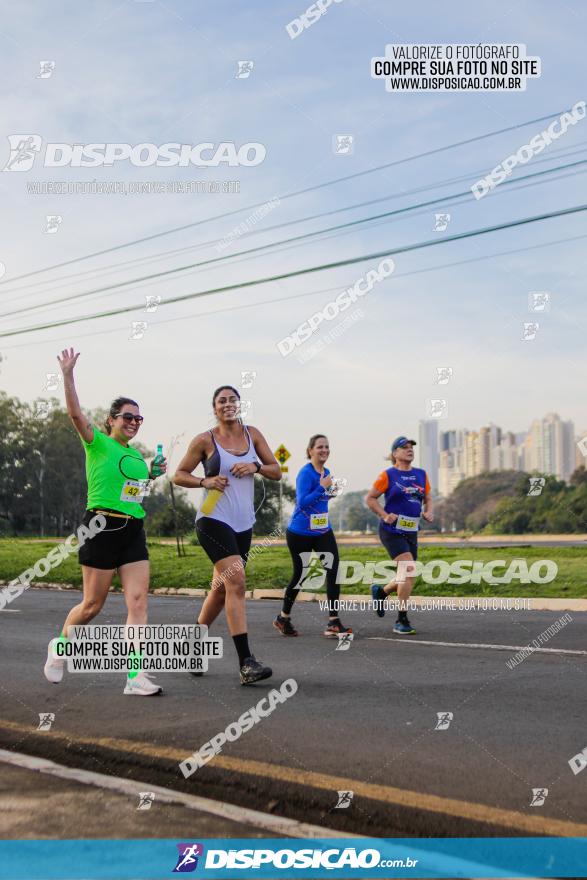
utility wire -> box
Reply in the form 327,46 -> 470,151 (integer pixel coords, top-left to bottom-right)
3,156 -> 586,321
5,162 -> 586,325
2,107 -> 577,284
3,162 -> 586,329
2,231 -> 585,352
3,139 -> 587,303
2,202 -> 585,339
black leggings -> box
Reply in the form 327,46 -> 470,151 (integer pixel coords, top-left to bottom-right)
283,529 -> 340,615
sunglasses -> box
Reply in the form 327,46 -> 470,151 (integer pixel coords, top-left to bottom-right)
116,413 -> 144,424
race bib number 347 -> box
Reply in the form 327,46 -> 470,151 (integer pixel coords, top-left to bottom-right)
396,513 -> 419,532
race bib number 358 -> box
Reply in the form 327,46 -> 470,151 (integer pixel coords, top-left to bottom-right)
310,513 -> 329,530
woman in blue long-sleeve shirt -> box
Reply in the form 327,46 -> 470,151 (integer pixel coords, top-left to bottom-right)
273,434 -> 352,638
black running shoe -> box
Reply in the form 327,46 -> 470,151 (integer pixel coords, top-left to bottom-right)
323,619 -> 353,638
371,584 -> 386,618
273,614 -> 299,637
240,655 -> 273,685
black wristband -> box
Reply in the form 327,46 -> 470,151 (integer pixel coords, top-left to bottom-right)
254,461 -> 262,473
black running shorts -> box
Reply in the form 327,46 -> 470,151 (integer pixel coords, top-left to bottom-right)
378,524 -> 418,560
196,517 -> 252,564
78,510 -> 149,570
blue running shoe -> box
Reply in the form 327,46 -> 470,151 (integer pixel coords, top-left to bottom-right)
393,619 -> 416,635
371,584 -> 386,618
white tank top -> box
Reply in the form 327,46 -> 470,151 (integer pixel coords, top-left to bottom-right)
196,426 -> 259,532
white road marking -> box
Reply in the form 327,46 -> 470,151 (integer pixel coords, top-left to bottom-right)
0,748 -> 359,839
367,637 -> 587,656
0,749 -> 524,877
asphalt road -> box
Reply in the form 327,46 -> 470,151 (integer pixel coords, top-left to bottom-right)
1,588 -> 586,839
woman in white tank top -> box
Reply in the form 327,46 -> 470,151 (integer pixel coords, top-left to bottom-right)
173,385 -> 282,685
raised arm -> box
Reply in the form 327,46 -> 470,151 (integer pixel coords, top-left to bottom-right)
57,348 -> 93,443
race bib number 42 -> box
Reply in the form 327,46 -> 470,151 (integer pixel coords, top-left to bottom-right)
120,479 -> 149,503
310,513 -> 329,530
396,513 -> 419,532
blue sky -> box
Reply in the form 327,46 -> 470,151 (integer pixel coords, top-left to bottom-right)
0,0 -> 585,487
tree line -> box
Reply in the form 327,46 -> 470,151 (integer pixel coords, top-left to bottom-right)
1,392 -> 584,536
0,393 -> 294,537
436,469 -> 587,533
326,470 -> 587,534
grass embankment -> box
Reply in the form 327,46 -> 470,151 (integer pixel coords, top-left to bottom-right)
0,539 -> 585,597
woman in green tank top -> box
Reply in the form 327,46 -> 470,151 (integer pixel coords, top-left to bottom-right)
43,348 -> 166,696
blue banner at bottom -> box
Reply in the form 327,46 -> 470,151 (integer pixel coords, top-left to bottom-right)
1,838 -> 587,879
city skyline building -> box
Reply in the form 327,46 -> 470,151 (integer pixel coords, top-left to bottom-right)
433,412 -> 578,497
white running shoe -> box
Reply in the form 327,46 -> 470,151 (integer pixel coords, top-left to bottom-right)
123,671 -> 162,696
43,638 -> 65,684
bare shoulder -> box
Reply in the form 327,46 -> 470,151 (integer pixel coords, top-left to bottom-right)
191,430 -> 212,446
246,424 -> 262,441
187,431 -> 214,454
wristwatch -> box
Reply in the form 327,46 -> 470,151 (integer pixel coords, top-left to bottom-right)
254,461 -> 262,473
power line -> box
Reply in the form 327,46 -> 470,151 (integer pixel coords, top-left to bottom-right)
3,156 -> 586,322
2,231 -> 585,352
2,106 -> 576,284
4,139 -> 587,303
3,161 -> 585,331
2,202 -> 585,339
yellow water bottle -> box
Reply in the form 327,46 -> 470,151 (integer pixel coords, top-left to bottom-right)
201,487 -> 222,515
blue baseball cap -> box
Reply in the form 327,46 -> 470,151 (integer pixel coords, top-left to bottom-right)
391,436 -> 417,452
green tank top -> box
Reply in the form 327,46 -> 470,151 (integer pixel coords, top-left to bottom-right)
81,427 -> 150,518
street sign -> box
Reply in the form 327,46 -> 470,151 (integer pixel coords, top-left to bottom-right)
274,445 -> 291,529
274,444 -> 291,465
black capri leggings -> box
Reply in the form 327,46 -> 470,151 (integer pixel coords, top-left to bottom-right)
283,528 -> 340,615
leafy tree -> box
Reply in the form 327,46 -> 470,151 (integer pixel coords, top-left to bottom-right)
570,466 -> 587,487
329,491 -> 380,532
1,393 -> 586,536
0,392 -> 29,535
253,477 -> 296,535
436,471 -> 527,532
25,403 -> 87,535
143,482 -> 197,536
485,472 -> 586,534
